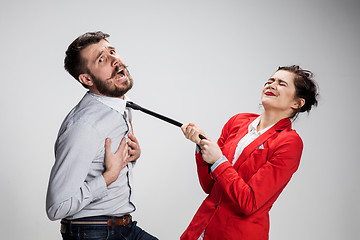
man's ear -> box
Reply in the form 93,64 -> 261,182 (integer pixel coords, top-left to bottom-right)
79,73 -> 94,87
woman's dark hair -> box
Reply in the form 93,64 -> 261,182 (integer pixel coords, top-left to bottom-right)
278,65 -> 319,118
64,31 -> 110,87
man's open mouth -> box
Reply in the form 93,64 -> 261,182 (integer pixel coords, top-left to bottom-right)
117,68 -> 125,78
113,66 -> 127,80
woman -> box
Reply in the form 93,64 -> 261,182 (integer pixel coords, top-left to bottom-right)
180,65 -> 319,240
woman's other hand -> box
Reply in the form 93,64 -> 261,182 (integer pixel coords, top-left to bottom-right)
181,123 -> 205,145
199,138 -> 223,165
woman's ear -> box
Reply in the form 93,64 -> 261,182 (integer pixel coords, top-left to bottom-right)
292,98 -> 305,110
79,73 -> 94,87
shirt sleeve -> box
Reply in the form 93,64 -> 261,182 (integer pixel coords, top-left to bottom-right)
46,122 -> 108,221
210,155 -> 228,172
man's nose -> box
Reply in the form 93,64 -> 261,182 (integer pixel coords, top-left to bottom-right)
109,54 -> 121,67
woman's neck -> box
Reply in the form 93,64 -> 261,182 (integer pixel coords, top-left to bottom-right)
258,110 -> 289,131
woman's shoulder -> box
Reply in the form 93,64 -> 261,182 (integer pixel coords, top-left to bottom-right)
229,113 -> 259,122
272,128 -> 303,151
222,113 -> 259,131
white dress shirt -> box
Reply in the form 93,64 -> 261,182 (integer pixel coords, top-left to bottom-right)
46,92 -> 136,220
210,116 -> 274,172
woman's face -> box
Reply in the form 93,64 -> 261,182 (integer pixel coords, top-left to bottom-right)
261,70 -> 303,116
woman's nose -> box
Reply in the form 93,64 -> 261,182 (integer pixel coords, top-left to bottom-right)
268,82 -> 277,89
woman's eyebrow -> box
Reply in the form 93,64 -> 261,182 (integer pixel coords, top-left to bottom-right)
278,79 -> 288,85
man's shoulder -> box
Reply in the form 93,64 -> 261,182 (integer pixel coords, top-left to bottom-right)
59,94 -> 122,135
64,94 -> 103,122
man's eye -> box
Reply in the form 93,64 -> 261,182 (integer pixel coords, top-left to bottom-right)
99,57 -> 104,63
110,50 -> 115,54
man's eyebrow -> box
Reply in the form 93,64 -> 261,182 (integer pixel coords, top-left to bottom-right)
93,45 -> 115,63
94,50 -> 104,63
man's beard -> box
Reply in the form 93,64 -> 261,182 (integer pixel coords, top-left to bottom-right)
89,66 -> 133,98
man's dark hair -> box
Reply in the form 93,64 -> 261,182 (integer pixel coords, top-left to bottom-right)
64,31 -> 110,87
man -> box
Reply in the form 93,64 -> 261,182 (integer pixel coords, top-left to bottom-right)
46,31 -> 158,240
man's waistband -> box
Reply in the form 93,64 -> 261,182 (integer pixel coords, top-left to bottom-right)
61,215 -> 132,227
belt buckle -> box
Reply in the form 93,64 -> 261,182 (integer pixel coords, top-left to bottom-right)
107,219 -> 112,226
115,215 -> 131,226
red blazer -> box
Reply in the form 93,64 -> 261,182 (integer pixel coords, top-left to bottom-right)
181,113 -> 303,240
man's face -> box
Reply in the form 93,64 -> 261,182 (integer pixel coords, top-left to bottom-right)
80,39 -> 133,98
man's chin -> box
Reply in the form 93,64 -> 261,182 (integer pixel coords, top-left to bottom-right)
94,76 -> 133,98
100,85 -> 132,98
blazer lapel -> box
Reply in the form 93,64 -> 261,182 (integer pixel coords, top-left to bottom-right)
232,118 -> 292,171
226,117 -> 254,163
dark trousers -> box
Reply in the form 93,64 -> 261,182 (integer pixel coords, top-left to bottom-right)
61,216 -> 158,240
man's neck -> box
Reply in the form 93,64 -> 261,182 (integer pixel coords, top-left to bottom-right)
89,90 -> 125,99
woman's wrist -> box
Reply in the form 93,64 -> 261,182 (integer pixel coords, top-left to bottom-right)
210,156 -> 227,172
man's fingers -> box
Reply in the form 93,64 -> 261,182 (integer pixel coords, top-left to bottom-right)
114,137 -> 127,154
127,140 -> 137,149
121,140 -> 129,156
128,133 -> 139,144
105,138 -> 112,156
127,153 -> 137,162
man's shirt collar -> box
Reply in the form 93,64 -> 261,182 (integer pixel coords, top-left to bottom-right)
88,91 -> 130,114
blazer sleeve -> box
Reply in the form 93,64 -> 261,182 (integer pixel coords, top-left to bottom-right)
195,150 -> 214,194
212,131 -> 303,216
195,115 -> 239,194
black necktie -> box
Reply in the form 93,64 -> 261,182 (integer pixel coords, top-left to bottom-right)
126,101 -> 205,139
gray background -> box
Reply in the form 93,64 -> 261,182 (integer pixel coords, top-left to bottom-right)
1,0 -> 359,239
